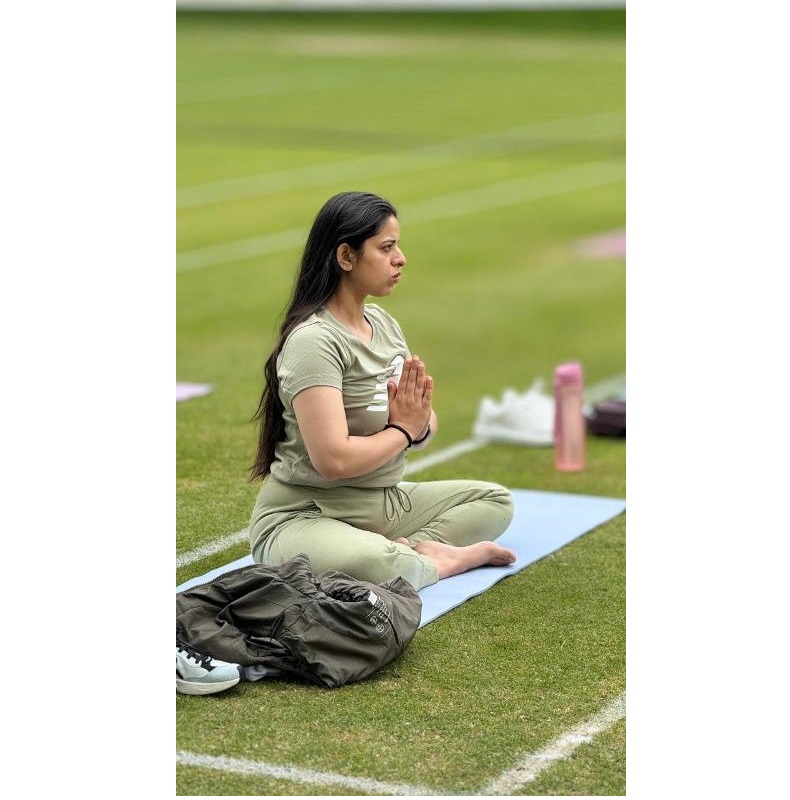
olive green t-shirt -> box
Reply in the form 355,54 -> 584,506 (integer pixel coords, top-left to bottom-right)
271,304 -> 410,488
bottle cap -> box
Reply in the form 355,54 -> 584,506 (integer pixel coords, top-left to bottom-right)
554,362 -> 583,388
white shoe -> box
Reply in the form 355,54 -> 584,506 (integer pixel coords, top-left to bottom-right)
472,379 -> 555,446
176,639 -> 242,695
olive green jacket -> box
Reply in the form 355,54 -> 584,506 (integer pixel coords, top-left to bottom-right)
176,553 -> 421,688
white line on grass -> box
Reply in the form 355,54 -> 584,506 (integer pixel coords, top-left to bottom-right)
400,160 -> 624,227
175,374 -> 625,570
177,228 -> 307,273
176,529 -> 249,569
482,692 -> 626,795
177,112 -> 624,208
403,437 -> 483,476
176,693 -> 625,794
175,750 -> 437,796
176,158 -> 624,272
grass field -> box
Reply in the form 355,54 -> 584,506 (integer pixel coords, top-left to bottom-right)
177,8 -> 625,795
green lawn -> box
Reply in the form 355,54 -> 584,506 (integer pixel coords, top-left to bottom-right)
177,8 -> 625,795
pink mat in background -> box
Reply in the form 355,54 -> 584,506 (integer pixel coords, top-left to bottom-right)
578,229 -> 626,260
177,382 -> 213,403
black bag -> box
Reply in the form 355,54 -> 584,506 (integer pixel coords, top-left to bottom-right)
586,399 -> 626,437
176,553 -> 422,688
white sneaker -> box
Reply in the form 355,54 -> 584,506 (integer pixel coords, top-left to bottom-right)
472,379 -> 555,446
176,639 -> 242,696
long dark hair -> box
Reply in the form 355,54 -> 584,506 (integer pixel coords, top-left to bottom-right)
249,191 -> 398,481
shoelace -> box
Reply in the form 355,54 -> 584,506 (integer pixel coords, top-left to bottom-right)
176,638 -> 212,668
384,484 -> 413,522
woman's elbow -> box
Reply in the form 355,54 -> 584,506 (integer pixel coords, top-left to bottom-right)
310,453 -> 348,482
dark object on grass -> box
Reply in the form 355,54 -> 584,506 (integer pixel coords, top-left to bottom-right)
176,553 -> 421,688
586,399 -> 626,437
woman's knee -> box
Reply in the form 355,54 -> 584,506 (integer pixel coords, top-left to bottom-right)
336,541 -> 404,583
482,481 -> 514,527
323,541 -> 437,590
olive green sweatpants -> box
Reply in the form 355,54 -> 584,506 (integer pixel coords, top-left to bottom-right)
249,477 -> 514,591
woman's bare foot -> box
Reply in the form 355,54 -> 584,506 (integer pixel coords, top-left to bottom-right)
413,540 -> 517,580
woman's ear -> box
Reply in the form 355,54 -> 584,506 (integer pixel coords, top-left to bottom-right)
336,243 -> 354,272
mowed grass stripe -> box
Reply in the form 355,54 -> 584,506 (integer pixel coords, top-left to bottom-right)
178,25 -> 625,67
176,159 -> 625,272
177,71 -> 354,104
177,111 -> 624,208
175,750 -> 437,796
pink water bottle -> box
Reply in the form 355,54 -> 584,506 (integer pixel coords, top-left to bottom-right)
554,362 -> 586,471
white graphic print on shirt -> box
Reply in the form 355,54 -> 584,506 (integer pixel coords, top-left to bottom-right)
367,355 -> 405,411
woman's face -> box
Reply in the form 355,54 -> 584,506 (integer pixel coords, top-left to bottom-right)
348,215 -> 406,297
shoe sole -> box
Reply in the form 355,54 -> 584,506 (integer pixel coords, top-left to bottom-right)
176,674 -> 240,696
473,424 -> 554,447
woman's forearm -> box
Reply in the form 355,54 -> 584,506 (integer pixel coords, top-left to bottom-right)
317,428 -> 411,481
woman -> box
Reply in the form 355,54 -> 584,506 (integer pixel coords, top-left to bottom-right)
248,191 -> 516,590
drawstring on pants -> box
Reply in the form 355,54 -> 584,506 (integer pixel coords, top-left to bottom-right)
384,485 -> 413,522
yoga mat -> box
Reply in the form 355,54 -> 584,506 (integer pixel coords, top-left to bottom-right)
176,489 -> 625,627
418,489 -> 624,625
177,382 -> 213,403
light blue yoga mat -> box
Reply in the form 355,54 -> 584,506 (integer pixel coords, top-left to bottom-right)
176,489 -> 625,627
